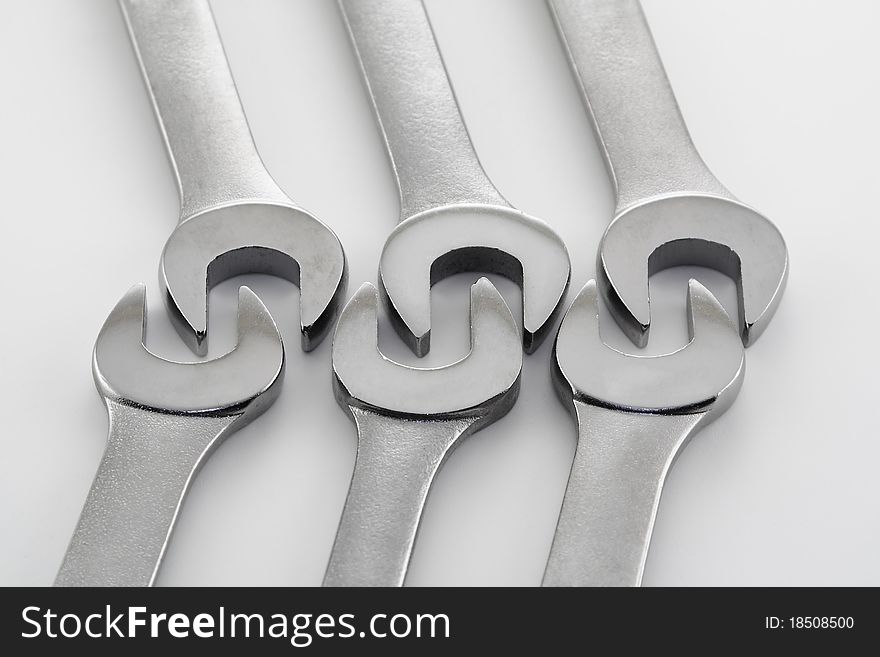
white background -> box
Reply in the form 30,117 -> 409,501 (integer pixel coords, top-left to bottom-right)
1,0 -> 878,586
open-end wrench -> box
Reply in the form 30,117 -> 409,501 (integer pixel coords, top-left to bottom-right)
339,0 -> 570,356
55,285 -> 284,586
324,278 -> 521,586
544,279 -> 744,586
548,0 -> 788,347
120,0 -> 347,355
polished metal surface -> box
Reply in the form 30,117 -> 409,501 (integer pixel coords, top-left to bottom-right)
120,0 -> 347,355
544,280 -> 744,586
548,0 -> 788,347
55,285 -> 284,587
325,279 -> 521,586
339,0 -> 570,355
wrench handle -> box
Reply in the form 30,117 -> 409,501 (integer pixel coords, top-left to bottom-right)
55,404 -> 232,587
548,0 -> 730,212
339,0 -> 508,222
543,403 -> 702,587
324,409 -> 470,587
120,0 -> 287,222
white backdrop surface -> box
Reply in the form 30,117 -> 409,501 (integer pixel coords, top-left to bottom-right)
1,0 -> 877,585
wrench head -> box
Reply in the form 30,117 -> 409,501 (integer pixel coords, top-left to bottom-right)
554,279 -> 744,420
333,278 -> 522,421
94,283 -> 284,423
379,206 -> 571,356
599,194 -> 788,347
161,202 -> 348,356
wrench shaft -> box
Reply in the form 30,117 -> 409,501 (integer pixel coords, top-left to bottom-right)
55,403 -> 233,587
339,0 -> 507,221
548,0 -> 729,211
543,402 -> 703,587
120,0 -> 287,221
324,408 -> 471,587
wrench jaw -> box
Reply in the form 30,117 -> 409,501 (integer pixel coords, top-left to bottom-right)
598,194 -> 788,349
682,278 -> 747,422
378,205 -> 571,357
160,202 -> 348,357
553,278 -> 745,421
332,278 -> 522,423
93,283 -> 285,425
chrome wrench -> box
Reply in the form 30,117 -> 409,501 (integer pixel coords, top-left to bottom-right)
121,0 -> 347,355
339,0 -> 570,355
325,279 -> 521,586
544,280 -> 744,586
55,285 -> 284,586
549,0 -> 788,347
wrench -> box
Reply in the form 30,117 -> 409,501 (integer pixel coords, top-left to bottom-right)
548,0 -> 788,347
544,279 -> 744,586
55,285 -> 284,586
120,0 -> 347,355
324,278 -> 521,586
339,0 -> 570,356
